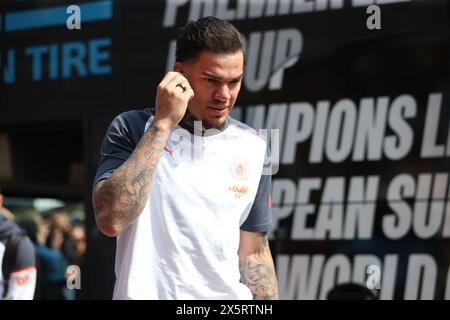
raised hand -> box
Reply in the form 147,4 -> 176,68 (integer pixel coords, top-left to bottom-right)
154,71 -> 195,130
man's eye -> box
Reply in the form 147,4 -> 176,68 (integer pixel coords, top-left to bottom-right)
205,78 -> 217,83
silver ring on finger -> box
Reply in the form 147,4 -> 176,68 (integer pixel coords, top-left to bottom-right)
176,83 -> 187,93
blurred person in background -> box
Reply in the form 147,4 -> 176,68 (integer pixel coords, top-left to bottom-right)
46,210 -> 70,251
64,220 -> 86,267
63,220 -> 87,300
17,212 -> 69,299
42,211 -> 70,299
0,187 -> 37,300
327,282 -> 379,300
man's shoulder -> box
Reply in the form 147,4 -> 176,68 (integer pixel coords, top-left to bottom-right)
227,117 -> 266,144
228,116 -> 256,131
108,107 -> 154,140
113,107 -> 154,128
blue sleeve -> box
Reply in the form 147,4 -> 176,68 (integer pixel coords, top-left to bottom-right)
240,173 -> 273,233
93,110 -> 149,188
240,132 -> 274,233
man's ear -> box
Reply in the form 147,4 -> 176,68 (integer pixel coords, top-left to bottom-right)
174,62 -> 183,73
0,194 -> 3,207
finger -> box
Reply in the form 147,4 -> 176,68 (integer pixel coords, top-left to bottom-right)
173,79 -> 192,95
167,71 -> 189,84
174,83 -> 187,93
177,85 -> 193,97
159,71 -> 182,88
188,88 -> 195,101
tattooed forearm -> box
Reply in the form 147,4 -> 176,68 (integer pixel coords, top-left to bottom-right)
93,123 -> 170,236
239,235 -> 279,300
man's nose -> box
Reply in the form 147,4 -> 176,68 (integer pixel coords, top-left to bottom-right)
214,84 -> 231,101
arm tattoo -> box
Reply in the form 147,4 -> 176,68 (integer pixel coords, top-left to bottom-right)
94,123 -> 170,232
239,235 -> 279,300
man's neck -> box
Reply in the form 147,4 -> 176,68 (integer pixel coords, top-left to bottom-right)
179,111 -> 228,135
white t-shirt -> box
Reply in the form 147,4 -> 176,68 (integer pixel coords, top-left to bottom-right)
94,108 -> 273,300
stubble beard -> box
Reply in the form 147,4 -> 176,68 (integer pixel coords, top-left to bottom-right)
180,108 -> 228,132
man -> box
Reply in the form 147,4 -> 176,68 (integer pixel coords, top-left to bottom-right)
92,17 -> 278,300
0,187 -> 37,299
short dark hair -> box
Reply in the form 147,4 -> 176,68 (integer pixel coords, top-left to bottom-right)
175,16 -> 245,62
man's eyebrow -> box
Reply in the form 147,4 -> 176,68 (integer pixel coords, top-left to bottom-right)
202,72 -> 244,81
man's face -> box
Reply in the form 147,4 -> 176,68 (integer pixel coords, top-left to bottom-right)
175,50 -> 244,130
0,193 -> 3,207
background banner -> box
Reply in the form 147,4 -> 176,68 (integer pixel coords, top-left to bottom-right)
1,0 -> 449,299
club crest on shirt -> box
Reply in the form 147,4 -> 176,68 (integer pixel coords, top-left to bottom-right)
230,156 -> 250,180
